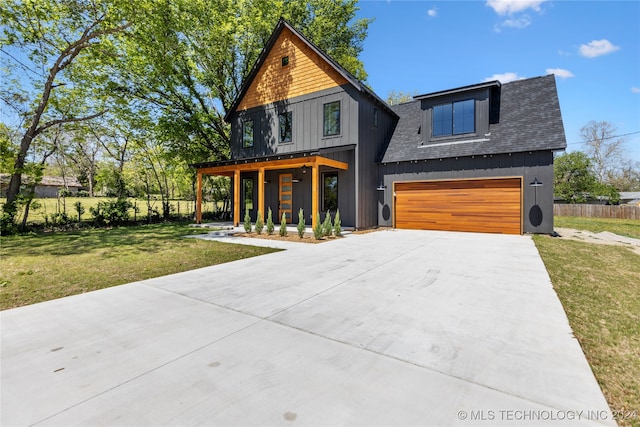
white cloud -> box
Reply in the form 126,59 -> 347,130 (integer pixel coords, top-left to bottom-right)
632,87 -> 640,94
427,7 -> 438,17
501,16 -> 532,29
579,39 -> 620,58
483,72 -> 524,83
486,0 -> 546,15
546,68 -> 574,79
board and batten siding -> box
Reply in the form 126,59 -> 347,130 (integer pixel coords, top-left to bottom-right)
231,86 -> 359,159
356,96 -> 397,228
236,27 -> 348,112
378,151 -> 555,234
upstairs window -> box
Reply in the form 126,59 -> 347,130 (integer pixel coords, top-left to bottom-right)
323,101 -> 340,136
432,99 -> 475,137
242,119 -> 254,148
278,111 -> 292,143
373,108 -> 378,128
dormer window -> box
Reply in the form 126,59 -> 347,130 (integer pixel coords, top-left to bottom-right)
433,99 -> 475,137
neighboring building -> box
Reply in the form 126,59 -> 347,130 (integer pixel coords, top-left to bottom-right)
619,192 -> 640,206
0,174 -> 83,198
193,19 -> 566,234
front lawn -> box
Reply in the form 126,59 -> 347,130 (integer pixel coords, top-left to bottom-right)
534,228 -> 640,426
0,223 -> 280,310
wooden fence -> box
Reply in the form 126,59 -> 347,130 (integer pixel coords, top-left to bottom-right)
554,204 -> 640,220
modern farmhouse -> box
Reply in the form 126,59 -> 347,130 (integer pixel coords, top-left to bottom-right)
193,19 -> 566,234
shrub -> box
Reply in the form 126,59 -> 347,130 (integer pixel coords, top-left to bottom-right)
313,212 -> 323,240
323,210 -> 333,237
266,207 -> 274,235
255,210 -> 264,234
297,208 -> 305,238
49,212 -> 72,226
74,201 -> 85,222
244,209 -> 252,233
279,211 -> 287,237
334,209 -> 342,237
90,199 -> 132,226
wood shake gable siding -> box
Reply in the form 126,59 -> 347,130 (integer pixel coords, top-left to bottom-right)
236,27 -> 348,112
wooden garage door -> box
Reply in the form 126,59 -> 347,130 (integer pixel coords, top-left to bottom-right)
394,178 -> 522,234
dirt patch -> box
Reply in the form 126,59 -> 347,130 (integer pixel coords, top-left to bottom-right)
555,227 -> 640,255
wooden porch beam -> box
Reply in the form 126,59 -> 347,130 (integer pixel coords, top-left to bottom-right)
233,169 -> 240,227
196,155 -> 348,175
196,172 -> 202,224
311,164 -> 318,229
257,167 -> 265,221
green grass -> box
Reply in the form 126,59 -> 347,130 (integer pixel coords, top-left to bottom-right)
534,224 -> 640,426
0,222 -> 280,310
0,197 -> 223,224
555,215 -> 640,239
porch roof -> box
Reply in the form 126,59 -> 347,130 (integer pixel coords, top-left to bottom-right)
193,145 -> 354,175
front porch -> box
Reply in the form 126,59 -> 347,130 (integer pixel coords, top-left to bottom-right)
195,154 -> 348,229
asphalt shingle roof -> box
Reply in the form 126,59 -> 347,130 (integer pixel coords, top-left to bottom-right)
381,75 -> 567,163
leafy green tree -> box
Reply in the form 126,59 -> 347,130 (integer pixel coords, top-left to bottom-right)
0,0 -> 132,227
554,152 -> 598,203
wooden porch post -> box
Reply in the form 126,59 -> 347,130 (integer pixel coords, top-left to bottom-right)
258,167 -> 265,221
196,171 -> 203,224
233,169 -> 241,226
311,163 -> 319,229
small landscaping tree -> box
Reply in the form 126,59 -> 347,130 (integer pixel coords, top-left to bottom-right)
255,210 -> 264,234
334,209 -> 342,237
74,201 -> 85,223
297,208 -> 305,238
279,211 -> 288,237
323,210 -> 333,237
313,211 -> 323,240
266,207 -> 274,235
244,209 -> 252,233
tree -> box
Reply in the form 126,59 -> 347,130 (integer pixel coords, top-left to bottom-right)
0,0 -> 132,227
386,90 -> 418,105
580,120 -> 625,184
554,152 -> 597,203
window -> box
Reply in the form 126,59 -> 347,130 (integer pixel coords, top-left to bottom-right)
322,172 -> 338,212
281,56 -> 289,66
243,178 -> 254,212
323,101 -> 340,136
373,108 -> 378,128
242,119 -> 254,147
278,111 -> 292,143
432,99 -> 475,137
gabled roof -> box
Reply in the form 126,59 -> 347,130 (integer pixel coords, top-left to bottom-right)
225,18 -> 396,122
381,75 -> 567,163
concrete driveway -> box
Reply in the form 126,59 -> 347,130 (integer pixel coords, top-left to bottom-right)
1,230 -> 613,426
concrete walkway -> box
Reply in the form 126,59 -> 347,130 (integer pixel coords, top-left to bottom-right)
1,230 -> 613,426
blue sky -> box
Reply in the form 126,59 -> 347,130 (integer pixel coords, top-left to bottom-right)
355,0 -> 640,162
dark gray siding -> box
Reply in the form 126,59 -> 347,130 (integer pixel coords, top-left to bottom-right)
356,95 -> 397,228
230,85 -> 360,159
378,151 -> 555,234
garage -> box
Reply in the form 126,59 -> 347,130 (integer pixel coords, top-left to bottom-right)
394,177 -> 522,234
